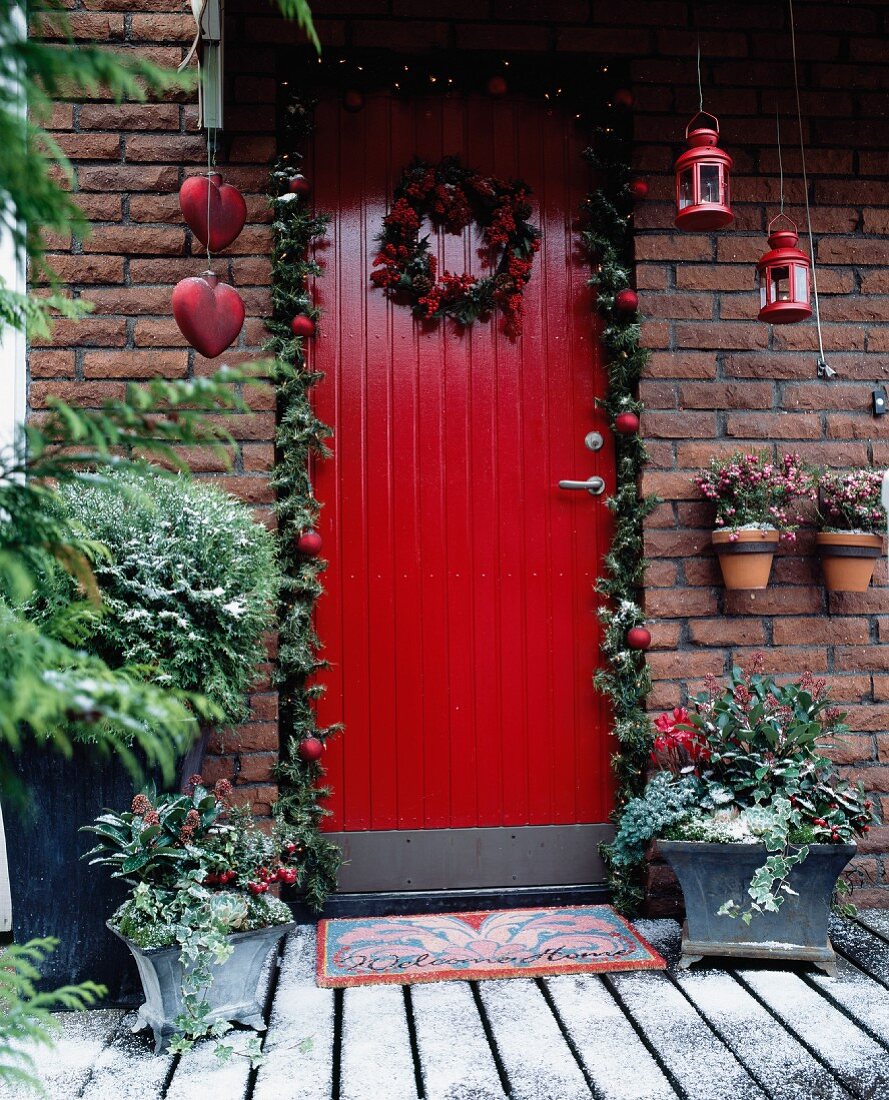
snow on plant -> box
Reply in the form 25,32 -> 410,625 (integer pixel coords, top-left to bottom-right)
817,468 -> 887,534
50,469 -> 279,728
83,777 -> 302,1063
606,660 -> 872,922
694,450 -> 815,541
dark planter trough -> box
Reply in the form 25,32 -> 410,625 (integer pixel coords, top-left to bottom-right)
658,840 -> 856,975
109,920 -> 296,1053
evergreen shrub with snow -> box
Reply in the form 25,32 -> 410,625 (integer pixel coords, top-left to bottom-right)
50,469 -> 279,727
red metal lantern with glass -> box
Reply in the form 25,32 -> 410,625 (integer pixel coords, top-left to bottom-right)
674,112 -> 733,231
756,214 -> 812,325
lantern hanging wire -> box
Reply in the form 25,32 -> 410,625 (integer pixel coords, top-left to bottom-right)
788,0 -> 833,378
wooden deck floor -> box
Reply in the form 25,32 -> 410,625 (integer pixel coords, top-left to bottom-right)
12,912 -> 889,1100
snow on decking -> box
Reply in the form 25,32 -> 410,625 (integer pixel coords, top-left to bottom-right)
10,918 -> 889,1099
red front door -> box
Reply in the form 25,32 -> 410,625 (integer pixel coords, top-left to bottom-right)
307,91 -> 615,891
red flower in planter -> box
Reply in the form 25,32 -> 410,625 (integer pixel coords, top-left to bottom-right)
650,707 -> 711,774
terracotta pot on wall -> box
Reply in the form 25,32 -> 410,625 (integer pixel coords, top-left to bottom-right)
712,527 -> 779,590
816,531 -> 883,592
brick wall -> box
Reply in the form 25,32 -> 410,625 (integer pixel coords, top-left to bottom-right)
34,0 -> 280,813
37,0 -> 889,900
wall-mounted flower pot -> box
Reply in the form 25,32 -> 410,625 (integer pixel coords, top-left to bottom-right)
109,920 -> 295,1053
712,527 -> 779,589
816,531 -> 883,592
658,840 -> 855,975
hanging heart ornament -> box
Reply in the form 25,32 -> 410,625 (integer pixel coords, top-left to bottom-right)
172,270 -> 245,359
179,171 -> 247,252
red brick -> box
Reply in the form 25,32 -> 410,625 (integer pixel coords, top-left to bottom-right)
125,134 -> 207,162
725,412 -> 823,440
130,13 -> 195,40
30,351 -> 76,379
30,381 -> 126,408
688,619 -> 766,646
45,254 -> 125,284
30,316 -> 127,347
773,617 -> 870,646
55,133 -> 121,159
82,351 -> 188,379
235,753 -> 277,783
82,227 -> 186,255
680,382 -> 773,410
80,103 -> 180,130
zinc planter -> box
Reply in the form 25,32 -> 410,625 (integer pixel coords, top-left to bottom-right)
816,532 -> 883,593
658,840 -> 855,976
712,528 -> 779,590
110,921 -> 296,1053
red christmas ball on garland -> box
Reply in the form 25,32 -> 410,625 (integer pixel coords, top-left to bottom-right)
291,313 -> 316,338
297,737 -> 325,762
614,288 -> 638,314
613,88 -> 635,109
628,178 -> 649,200
296,529 -> 323,557
486,75 -> 508,97
614,411 -> 641,435
343,90 -> 365,113
626,626 -> 652,651
288,174 -> 311,197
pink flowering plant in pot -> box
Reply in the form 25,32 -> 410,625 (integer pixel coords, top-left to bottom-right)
815,468 -> 886,592
607,660 -> 872,971
83,776 -> 303,1061
694,451 -> 815,589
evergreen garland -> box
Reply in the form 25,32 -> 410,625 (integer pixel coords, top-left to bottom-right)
582,132 -> 659,914
267,104 -> 342,911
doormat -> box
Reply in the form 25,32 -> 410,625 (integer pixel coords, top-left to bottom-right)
316,905 -> 666,988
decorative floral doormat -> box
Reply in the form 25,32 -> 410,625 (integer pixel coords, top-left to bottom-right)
316,905 -> 665,988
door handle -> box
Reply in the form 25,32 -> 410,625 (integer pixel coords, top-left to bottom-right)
558,477 -> 606,495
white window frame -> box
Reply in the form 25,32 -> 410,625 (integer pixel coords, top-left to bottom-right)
0,232 -> 26,463
0,2 -> 26,466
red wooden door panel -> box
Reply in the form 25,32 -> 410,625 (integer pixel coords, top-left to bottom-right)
308,92 -> 614,835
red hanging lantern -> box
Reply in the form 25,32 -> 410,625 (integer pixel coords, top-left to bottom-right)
674,112 -> 733,232
755,214 -> 812,325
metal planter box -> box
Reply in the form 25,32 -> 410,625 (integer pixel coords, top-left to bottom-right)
658,840 -> 855,976
109,921 -> 296,1052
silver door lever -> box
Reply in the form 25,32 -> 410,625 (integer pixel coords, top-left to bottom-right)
558,477 -> 605,495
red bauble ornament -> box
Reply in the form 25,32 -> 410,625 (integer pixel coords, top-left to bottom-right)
614,288 -> 638,313
296,529 -> 323,557
171,271 -> 245,359
297,737 -> 324,762
486,75 -> 508,97
291,313 -> 316,338
343,90 -> 365,113
288,174 -> 311,197
626,626 -> 652,651
613,88 -> 635,109
614,411 -> 640,435
628,178 -> 649,200
179,172 -> 247,253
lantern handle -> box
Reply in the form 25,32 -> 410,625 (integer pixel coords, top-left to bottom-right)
685,111 -> 720,139
767,212 -> 799,235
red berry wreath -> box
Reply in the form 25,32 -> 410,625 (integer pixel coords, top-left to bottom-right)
370,157 -> 541,334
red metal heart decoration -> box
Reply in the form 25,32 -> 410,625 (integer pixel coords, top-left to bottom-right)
171,271 -> 245,359
179,172 -> 247,253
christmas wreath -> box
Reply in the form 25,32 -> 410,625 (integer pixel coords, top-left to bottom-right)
370,157 -> 540,334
